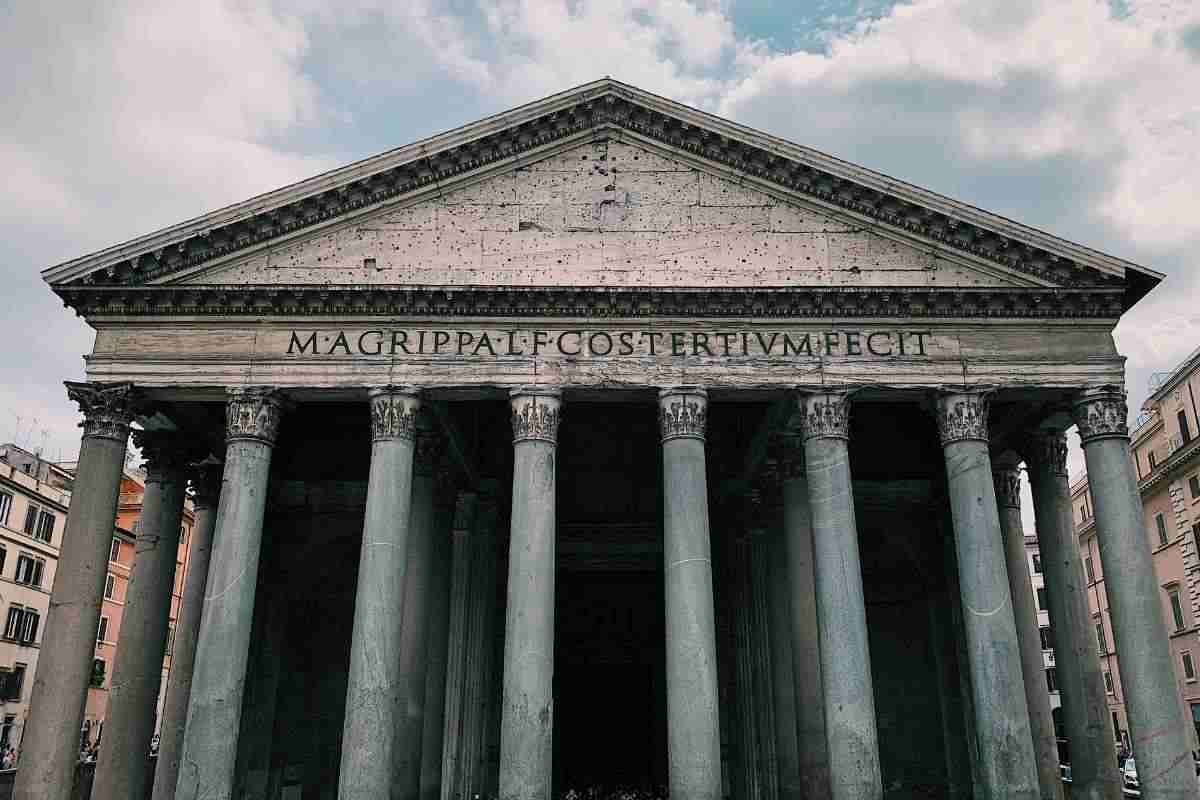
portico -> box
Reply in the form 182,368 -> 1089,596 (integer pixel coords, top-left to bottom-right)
20,80 -> 1200,800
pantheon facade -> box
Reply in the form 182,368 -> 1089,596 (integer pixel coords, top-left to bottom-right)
18,80 -> 1199,800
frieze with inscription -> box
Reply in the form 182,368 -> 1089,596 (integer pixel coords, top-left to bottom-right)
286,327 -> 934,360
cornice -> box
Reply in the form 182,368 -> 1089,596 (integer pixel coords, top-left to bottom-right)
1137,434 -> 1200,496
43,81 -> 1150,306
55,285 -> 1127,320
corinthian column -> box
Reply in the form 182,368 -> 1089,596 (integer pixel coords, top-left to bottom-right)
992,455 -> 1065,800
778,435 -> 830,800
499,388 -> 561,800
14,382 -> 136,800
394,415 -> 446,800
1024,428 -> 1120,800
340,387 -> 421,800
935,391 -> 1038,800
799,391 -> 881,800
94,431 -> 192,800
153,464 -> 222,800
175,388 -> 286,800
659,387 -> 723,800
1073,388 -> 1199,800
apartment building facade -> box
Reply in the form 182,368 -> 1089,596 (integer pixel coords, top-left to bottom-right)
0,444 -> 73,751
1070,344 -> 1200,751
1024,534 -> 1064,748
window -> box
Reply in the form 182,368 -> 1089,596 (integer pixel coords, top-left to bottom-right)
0,714 -> 13,747
0,492 -> 11,525
132,519 -> 140,534
3,607 -> 37,645
96,616 -> 109,643
1104,671 -> 1115,694
1194,523 -> 1200,561
1113,712 -> 1123,743
109,538 -> 120,563
1190,475 -> 1200,500
14,555 -> 44,587
1037,588 -> 1049,611
21,610 -> 39,645
104,574 -> 115,600
1156,513 -> 1169,546
0,544 -> 6,578
1085,555 -> 1096,584
20,506 -> 54,543
1170,589 -> 1186,631
1096,621 -> 1108,654
1080,505 -> 1086,522
165,624 -> 175,657
1045,668 -> 1058,692
90,658 -> 105,688
33,510 -> 53,543
1183,651 -> 1197,682
4,664 -> 26,702
1180,410 -> 1193,444
4,606 -> 23,640
1149,450 -> 1158,470
1039,627 -> 1055,650
1032,554 -> 1042,573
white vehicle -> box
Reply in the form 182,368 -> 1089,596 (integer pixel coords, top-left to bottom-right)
1122,757 -> 1139,796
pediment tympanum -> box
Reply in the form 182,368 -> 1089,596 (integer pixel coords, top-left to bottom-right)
169,139 -> 1026,291
44,78 -> 1157,323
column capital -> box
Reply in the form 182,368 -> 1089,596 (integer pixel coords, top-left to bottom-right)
66,381 -> 137,443
131,430 -> 200,483
368,386 -> 421,442
991,455 -> 1022,509
935,390 -> 991,445
1023,428 -> 1069,478
1072,386 -> 1129,445
189,463 -> 223,510
796,391 -> 851,442
658,386 -> 707,443
511,388 -> 562,445
225,387 -> 287,446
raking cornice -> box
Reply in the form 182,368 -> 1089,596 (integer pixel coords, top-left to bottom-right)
42,79 -> 1161,310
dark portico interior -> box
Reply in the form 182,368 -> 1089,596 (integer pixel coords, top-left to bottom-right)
156,391 -> 1045,798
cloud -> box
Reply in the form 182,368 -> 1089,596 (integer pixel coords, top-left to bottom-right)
0,0 -> 335,459
3,0 -> 1198,475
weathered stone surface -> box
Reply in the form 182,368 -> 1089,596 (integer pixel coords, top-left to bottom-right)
177,139 -> 1029,290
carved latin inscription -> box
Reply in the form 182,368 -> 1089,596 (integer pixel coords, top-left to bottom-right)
286,327 -> 935,359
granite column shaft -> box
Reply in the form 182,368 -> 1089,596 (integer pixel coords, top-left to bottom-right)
800,392 -> 881,800
1026,429 -> 1121,800
768,509 -> 803,800
175,387 -> 285,800
421,487 -> 456,800
94,432 -> 190,800
498,388 -> 561,800
152,465 -> 221,800
1073,388 -> 1199,800
394,416 -> 445,800
992,457 -> 1066,800
339,388 -> 421,800
936,391 -> 1039,800
780,438 -> 831,800
14,382 -> 136,800
660,387 -> 723,800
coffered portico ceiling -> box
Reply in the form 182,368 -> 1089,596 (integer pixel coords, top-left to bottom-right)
44,78 -> 1160,319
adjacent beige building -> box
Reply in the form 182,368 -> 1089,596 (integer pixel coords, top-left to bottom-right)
0,444 -> 71,752
1070,344 -> 1200,751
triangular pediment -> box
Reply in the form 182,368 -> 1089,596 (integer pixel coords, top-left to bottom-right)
167,139 -> 1032,291
44,78 -> 1158,314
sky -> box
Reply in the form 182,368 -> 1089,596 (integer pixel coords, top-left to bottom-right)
1,0 -> 1198,503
